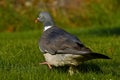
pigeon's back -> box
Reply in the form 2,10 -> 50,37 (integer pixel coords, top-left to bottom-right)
39,26 -> 91,55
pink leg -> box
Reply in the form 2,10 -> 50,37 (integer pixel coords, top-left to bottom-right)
39,62 -> 52,69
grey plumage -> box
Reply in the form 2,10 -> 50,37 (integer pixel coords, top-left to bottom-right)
37,12 -> 54,26
39,26 -> 110,59
36,12 -> 110,74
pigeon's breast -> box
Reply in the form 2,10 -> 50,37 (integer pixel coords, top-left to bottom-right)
43,53 -> 84,66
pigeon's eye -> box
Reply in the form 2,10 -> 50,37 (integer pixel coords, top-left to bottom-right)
39,15 -> 41,18
41,16 -> 45,20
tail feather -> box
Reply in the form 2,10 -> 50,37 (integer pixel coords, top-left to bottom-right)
56,49 -> 110,59
89,53 -> 111,59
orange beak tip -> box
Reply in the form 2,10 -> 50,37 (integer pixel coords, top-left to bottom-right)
35,19 -> 39,23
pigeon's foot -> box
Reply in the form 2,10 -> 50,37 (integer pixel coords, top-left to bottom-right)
68,65 -> 78,75
39,62 -> 52,69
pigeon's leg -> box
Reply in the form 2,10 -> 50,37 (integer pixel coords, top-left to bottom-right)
68,65 -> 75,75
68,65 -> 78,75
39,62 -> 52,69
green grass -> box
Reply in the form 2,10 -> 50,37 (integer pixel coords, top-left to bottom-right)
0,27 -> 120,80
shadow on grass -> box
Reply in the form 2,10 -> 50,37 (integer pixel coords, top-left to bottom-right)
77,63 -> 103,74
88,26 -> 120,36
73,26 -> 120,37
52,62 -> 103,74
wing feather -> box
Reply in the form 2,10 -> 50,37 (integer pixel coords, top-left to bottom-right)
39,26 -> 91,55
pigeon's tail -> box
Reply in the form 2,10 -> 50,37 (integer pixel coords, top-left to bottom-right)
89,53 -> 111,59
56,49 -> 110,59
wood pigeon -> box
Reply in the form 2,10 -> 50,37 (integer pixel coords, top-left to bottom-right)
35,12 -> 110,74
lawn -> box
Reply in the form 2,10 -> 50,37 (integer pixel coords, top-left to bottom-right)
0,27 -> 120,80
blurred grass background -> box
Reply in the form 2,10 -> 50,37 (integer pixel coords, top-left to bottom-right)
0,0 -> 120,32
0,0 -> 120,80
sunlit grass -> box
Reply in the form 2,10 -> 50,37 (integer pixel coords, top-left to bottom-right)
0,27 -> 120,80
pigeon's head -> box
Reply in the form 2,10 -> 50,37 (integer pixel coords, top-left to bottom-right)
35,12 -> 54,26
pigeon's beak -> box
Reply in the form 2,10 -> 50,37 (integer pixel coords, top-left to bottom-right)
35,18 -> 39,23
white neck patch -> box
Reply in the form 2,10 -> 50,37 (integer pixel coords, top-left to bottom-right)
44,26 -> 52,31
